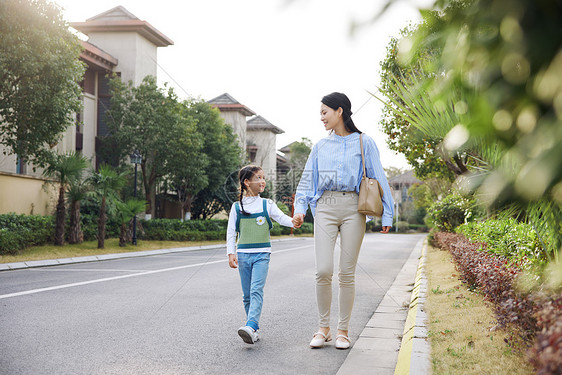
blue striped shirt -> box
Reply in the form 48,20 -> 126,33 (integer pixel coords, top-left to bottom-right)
294,132 -> 394,226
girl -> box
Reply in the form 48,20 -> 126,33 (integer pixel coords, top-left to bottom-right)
292,92 -> 394,349
227,165 -> 294,344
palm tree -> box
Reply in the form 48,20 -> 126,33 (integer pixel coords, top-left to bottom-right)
43,152 -> 88,246
115,199 -> 146,247
88,164 -> 127,249
66,179 -> 90,244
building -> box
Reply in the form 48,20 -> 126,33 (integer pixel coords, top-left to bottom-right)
246,115 -> 284,182
209,93 -> 285,186
70,6 -> 173,168
208,93 -> 256,153
0,6 -> 172,215
388,170 -> 422,205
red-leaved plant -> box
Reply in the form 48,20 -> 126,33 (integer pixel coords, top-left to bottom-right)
432,232 -> 561,374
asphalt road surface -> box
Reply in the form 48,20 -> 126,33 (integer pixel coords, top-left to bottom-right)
0,233 -> 425,375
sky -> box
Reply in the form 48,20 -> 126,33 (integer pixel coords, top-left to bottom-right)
53,0 -> 433,170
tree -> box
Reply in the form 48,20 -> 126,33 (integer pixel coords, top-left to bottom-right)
289,138 -> 313,170
275,138 -> 312,212
67,178 -> 89,244
88,164 -> 127,249
384,167 -> 404,180
105,76 -> 191,218
114,199 -> 146,247
189,102 -> 243,219
0,0 -> 84,167
164,99 -> 209,220
42,152 -> 88,246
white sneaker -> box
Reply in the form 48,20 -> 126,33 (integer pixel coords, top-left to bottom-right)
238,326 -> 258,344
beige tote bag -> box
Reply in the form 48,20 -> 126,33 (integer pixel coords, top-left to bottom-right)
358,134 -> 384,217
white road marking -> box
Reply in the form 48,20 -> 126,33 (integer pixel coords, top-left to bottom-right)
0,244 -> 313,300
30,268 -> 150,273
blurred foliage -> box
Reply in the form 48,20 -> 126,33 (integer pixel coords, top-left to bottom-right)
427,193 -> 483,232
378,17 -> 457,181
377,0 -> 562,260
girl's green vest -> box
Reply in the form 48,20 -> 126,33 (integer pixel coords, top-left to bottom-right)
235,199 -> 273,250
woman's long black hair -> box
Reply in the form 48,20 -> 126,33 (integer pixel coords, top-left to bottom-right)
238,165 -> 263,216
321,92 -> 362,134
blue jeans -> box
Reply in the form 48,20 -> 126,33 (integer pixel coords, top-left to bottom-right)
237,252 -> 271,331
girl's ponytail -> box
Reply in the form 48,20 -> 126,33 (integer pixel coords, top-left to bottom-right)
239,189 -> 248,216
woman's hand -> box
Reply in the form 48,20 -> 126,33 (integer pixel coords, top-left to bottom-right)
292,214 -> 304,228
228,254 -> 238,268
381,226 -> 391,234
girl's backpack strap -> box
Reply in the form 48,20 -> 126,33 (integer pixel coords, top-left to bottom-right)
235,202 -> 241,232
262,199 -> 273,229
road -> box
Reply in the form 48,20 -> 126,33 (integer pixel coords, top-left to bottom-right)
0,233 -> 425,375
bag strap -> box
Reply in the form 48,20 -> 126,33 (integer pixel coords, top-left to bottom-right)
360,134 -> 366,179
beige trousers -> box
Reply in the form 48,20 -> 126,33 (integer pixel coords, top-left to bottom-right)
313,191 -> 366,331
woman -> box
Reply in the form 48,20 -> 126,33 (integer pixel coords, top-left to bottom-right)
292,92 -> 394,350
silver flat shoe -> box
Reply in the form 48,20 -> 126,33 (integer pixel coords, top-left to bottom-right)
335,334 -> 351,350
310,331 -> 332,348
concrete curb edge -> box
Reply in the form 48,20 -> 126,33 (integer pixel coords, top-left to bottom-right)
394,240 -> 430,375
336,235 -> 427,375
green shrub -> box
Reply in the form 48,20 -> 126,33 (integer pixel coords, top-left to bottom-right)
0,214 -> 54,254
395,221 -> 410,232
456,218 -> 545,269
409,223 -> 429,232
271,221 -> 313,236
0,229 -> 24,255
141,219 -> 228,241
428,193 -> 480,232
79,213 -> 120,241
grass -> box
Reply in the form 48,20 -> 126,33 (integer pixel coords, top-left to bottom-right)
426,244 -> 534,374
0,234 -> 310,264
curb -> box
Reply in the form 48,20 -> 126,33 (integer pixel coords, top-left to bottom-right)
394,241 -> 430,375
337,236 -> 427,375
0,237 -> 307,272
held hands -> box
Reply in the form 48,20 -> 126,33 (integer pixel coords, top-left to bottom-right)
381,226 -> 391,234
292,214 -> 304,228
228,254 -> 238,268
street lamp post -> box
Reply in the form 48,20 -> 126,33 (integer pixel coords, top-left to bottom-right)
130,151 -> 142,245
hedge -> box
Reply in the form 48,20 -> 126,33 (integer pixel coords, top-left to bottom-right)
0,214 -> 54,255
141,219 -> 314,240
0,214 -> 314,255
456,218 -> 544,269
427,193 -> 480,232
140,219 -> 228,241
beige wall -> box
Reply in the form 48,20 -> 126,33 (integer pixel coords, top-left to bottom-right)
219,111 -> 247,153
82,92 -> 97,168
86,32 -> 157,85
0,172 -> 58,216
247,129 -> 277,183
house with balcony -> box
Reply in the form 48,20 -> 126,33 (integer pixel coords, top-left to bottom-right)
0,6 -> 173,215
